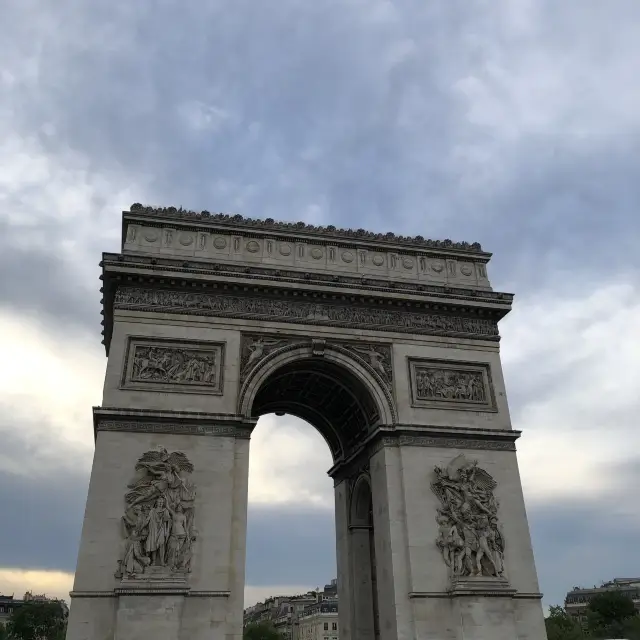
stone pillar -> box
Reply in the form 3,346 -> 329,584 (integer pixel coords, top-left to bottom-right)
335,475 -> 379,640
364,437 -> 547,640
369,446 -> 415,640
334,480 -> 354,640
349,527 -> 376,640
66,413 -> 253,640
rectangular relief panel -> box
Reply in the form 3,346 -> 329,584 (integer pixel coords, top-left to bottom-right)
408,358 -> 496,412
121,337 -> 225,395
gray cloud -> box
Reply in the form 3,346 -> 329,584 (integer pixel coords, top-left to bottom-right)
0,220 -> 104,333
2,0 -> 640,608
0,429 -> 88,572
530,500 -> 640,607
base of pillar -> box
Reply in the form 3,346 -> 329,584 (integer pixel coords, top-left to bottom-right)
448,575 -> 516,597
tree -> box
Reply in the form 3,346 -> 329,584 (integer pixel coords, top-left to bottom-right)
0,623 -> 8,640
6,601 -> 67,640
243,621 -> 283,640
544,605 -> 584,640
587,590 -> 638,639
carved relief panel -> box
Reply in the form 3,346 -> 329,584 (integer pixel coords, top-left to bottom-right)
431,454 -> 506,581
115,447 -> 197,582
408,358 -> 496,411
121,337 -> 225,394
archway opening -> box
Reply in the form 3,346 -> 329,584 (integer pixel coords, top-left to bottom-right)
244,414 -> 337,639
249,355 -> 382,461
243,354 -> 384,639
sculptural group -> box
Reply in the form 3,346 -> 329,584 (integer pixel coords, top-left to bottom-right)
115,448 -> 196,579
431,454 -> 505,579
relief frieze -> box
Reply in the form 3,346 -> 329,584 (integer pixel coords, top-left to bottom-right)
122,337 -> 224,394
240,335 -> 301,381
409,359 -> 496,411
114,287 -> 499,340
432,454 -> 506,580
115,448 -> 197,581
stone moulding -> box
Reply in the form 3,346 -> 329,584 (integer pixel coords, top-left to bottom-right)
113,286 -> 501,340
237,334 -> 396,423
126,203 -> 487,254
92,407 -> 256,441
235,338 -> 398,430
407,590 -> 543,600
120,336 -> 225,395
102,252 -> 514,305
69,590 -> 231,598
408,358 -> 497,412
329,426 -> 519,482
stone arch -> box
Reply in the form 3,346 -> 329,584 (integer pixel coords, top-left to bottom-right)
238,342 -> 395,460
350,472 -> 373,527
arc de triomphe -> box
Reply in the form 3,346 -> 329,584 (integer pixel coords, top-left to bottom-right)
66,205 -> 547,640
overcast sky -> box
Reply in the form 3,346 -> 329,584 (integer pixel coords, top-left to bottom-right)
1,0 -> 640,613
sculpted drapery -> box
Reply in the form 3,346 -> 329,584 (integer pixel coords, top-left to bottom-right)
431,454 -> 506,580
116,448 -> 197,579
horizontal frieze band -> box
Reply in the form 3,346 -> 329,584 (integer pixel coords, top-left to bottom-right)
96,420 -> 252,438
375,435 -> 517,452
126,204 -> 487,254
329,426 -> 519,481
93,407 -> 256,439
113,286 -> 501,340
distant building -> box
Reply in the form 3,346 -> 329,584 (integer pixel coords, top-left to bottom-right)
0,595 -> 19,626
298,600 -> 338,640
565,577 -> 640,626
244,579 -> 339,640
0,592 -> 69,626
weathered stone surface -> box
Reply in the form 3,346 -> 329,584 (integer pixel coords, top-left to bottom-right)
66,208 -> 547,640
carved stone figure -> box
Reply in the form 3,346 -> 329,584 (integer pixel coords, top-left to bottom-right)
240,336 -> 290,379
131,345 -> 218,387
431,454 -> 505,579
351,345 -> 389,379
416,368 -> 486,403
116,448 -> 196,579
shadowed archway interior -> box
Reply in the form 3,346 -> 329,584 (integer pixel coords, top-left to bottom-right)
250,357 -> 381,461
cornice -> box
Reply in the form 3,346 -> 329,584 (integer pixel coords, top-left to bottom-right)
99,256 -> 512,355
92,407 -> 257,441
329,424 -> 520,481
102,252 -> 513,308
125,204 -> 488,255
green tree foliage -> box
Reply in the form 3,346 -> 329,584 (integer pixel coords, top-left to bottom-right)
544,605 -> 584,640
243,621 -> 284,640
6,601 -> 67,640
585,590 -> 640,639
587,590 -> 639,639
0,623 -> 8,640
